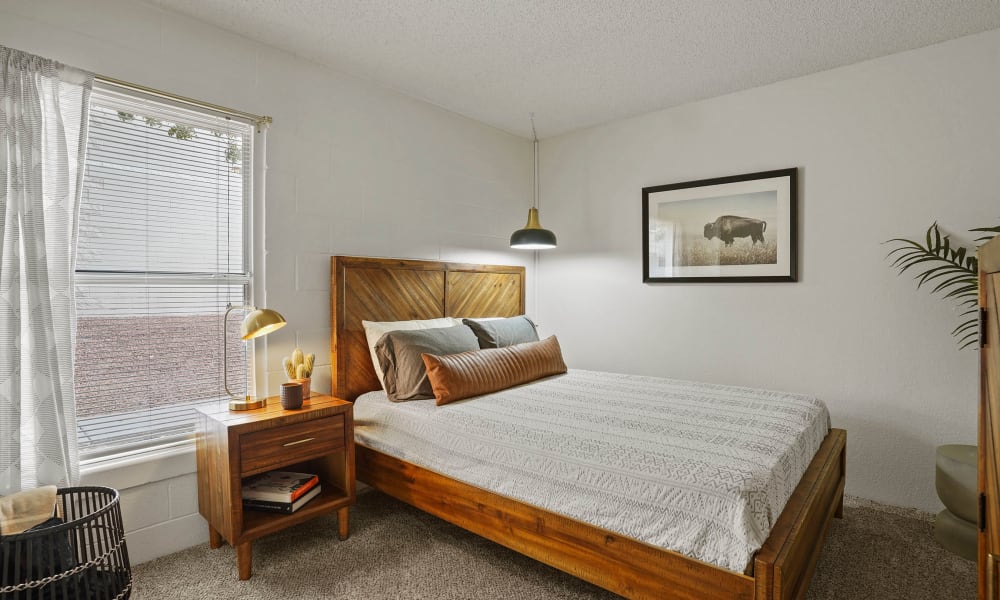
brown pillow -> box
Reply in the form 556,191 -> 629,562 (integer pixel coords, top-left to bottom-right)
421,335 -> 567,406
375,325 -> 480,401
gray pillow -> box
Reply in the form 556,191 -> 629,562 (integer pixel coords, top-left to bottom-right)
462,316 -> 539,349
375,325 -> 480,401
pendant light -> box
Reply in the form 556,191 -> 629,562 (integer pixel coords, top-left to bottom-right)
510,115 -> 557,250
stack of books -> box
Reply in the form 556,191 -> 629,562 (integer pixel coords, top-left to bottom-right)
242,471 -> 321,514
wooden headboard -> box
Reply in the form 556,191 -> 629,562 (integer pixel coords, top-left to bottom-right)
329,256 -> 525,400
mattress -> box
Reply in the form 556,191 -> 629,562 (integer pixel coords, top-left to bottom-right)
353,369 -> 831,572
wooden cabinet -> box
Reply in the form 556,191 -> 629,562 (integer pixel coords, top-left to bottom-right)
196,395 -> 355,580
980,237 -> 1000,599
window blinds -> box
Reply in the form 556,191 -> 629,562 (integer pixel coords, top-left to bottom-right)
75,84 -> 254,457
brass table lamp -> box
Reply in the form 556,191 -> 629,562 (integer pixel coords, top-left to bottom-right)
224,304 -> 286,411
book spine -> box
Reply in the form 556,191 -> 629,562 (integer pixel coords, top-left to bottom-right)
289,478 -> 318,502
242,500 -> 294,514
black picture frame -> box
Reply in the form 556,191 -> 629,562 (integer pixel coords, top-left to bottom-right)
642,168 -> 798,283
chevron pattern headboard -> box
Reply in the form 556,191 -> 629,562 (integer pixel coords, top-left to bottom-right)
329,256 -> 525,400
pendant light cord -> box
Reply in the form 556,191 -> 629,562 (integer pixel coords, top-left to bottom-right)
530,114 -> 540,326
531,113 -> 539,210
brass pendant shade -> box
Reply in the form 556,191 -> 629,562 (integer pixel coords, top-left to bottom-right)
511,115 -> 556,250
240,308 -> 287,340
510,208 -> 557,249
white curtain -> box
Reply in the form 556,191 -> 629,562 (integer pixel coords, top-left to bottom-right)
0,46 -> 93,494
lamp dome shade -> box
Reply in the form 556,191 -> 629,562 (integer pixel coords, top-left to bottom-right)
510,208 -> 557,250
240,308 -> 287,340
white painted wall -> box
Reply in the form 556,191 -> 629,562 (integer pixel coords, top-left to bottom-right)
79,447 -> 202,565
0,0 -> 531,562
537,29 -> 1000,512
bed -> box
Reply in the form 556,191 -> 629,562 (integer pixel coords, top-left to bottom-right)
329,255 -> 846,600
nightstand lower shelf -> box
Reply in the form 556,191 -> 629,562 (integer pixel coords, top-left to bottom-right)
241,487 -> 353,541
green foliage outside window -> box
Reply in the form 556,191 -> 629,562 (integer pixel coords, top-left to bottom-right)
116,111 -> 242,168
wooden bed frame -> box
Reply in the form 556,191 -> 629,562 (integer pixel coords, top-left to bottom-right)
329,255 -> 846,600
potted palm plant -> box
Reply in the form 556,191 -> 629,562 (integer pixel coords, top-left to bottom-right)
885,220 -> 998,560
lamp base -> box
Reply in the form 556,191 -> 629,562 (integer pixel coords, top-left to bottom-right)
229,396 -> 266,411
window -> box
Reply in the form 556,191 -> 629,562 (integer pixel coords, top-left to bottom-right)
75,83 -> 255,458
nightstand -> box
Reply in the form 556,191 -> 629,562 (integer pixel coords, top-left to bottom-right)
195,395 -> 355,580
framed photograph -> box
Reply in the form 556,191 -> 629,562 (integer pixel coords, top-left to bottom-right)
642,168 -> 797,283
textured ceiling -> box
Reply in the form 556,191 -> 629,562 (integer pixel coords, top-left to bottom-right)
145,0 -> 1000,138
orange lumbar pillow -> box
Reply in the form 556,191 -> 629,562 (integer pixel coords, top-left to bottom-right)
421,335 -> 567,406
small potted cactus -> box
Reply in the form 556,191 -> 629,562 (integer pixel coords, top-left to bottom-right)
283,348 -> 315,400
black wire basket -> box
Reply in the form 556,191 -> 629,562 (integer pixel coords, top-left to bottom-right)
0,486 -> 132,599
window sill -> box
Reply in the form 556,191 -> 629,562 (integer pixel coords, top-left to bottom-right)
80,439 -> 197,491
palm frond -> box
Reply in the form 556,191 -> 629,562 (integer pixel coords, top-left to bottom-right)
952,319 -> 979,337
971,224 -> 1000,243
958,329 -> 980,349
884,221 -> 998,349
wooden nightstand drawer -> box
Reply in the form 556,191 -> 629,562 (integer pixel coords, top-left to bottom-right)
240,414 -> 345,475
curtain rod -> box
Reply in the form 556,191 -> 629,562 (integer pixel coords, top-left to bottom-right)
95,74 -> 272,130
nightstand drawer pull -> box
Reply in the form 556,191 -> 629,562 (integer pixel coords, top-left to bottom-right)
283,437 -> 315,447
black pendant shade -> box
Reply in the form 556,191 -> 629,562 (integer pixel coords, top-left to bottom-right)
510,208 -> 557,249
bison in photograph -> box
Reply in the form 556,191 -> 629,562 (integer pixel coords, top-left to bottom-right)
704,215 -> 767,246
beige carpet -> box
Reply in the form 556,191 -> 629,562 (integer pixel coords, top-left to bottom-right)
132,490 -> 975,599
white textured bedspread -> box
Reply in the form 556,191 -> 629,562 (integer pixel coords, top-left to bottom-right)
353,369 -> 830,572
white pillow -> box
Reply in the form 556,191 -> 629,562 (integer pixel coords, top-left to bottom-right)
362,317 -> 463,389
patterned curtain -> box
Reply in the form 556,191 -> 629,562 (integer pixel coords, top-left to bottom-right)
0,46 -> 93,493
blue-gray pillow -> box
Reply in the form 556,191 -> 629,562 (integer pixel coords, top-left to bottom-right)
375,325 -> 480,401
462,316 -> 539,349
